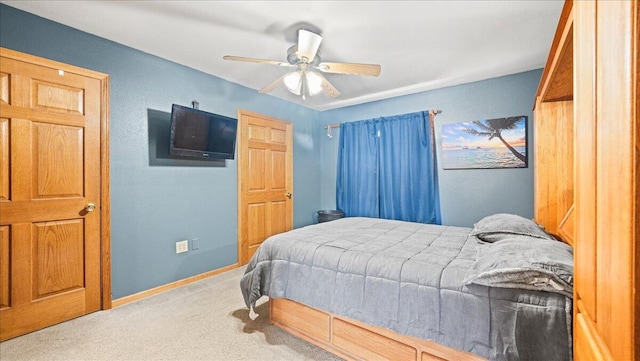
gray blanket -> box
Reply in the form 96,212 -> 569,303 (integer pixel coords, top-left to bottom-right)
241,217 -> 572,361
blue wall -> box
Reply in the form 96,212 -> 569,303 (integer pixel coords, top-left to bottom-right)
0,4 -> 321,299
1,4 -> 542,299
319,70 -> 541,227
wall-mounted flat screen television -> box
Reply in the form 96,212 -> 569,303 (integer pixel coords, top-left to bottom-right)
169,104 -> 238,160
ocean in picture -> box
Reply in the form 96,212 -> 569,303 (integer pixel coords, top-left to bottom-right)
442,145 -> 527,169
441,116 -> 528,169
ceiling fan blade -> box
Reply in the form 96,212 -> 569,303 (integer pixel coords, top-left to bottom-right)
317,62 -> 381,77
317,73 -> 340,98
223,55 -> 293,67
297,29 -> 322,60
259,73 -> 288,94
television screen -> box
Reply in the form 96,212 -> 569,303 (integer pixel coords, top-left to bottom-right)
169,104 -> 238,160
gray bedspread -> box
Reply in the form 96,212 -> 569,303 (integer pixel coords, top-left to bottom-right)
240,217 -> 572,361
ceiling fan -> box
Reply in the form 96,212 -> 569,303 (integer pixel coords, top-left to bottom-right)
223,29 -> 381,100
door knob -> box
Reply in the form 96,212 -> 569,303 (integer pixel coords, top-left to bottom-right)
85,203 -> 96,212
285,192 -> 292,199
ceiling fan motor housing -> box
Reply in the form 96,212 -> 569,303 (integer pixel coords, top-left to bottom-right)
287,45 -> 321,66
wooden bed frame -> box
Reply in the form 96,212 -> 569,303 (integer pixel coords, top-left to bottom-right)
262,3 -> 578,360
263,0 -> 640,358
270,298 -> 484,361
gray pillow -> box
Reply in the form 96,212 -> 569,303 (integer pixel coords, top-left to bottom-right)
464,238 -> 573,297
470,213 -> 554,243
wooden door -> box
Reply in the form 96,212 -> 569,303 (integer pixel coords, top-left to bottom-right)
237,110 -> 293,265
0,48 -> 109,340
573,1 -> 637,359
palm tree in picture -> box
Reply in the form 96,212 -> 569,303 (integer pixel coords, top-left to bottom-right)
462,116 -> 527,163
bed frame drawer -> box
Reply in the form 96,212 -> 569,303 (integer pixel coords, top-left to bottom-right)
270,298 -> 330,343
332,318 -> 416,360
270,298 -> 485,361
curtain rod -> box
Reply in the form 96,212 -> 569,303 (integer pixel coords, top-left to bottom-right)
323,109 -> 442,130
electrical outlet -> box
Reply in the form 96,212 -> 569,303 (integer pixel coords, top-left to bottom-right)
192,238 -> 200,250
176,240 -> 188,254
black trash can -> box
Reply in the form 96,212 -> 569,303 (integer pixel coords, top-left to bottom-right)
317,210 -> 345,223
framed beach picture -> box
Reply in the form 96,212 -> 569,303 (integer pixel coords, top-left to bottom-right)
440,116 -> 528,169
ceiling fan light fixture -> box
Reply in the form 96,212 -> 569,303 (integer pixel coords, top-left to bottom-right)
284,71 -> 302,95
284,70 -> 323,97
306,71 -> 323,95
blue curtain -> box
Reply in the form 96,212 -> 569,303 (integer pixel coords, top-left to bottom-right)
336,120 -> 379,217
336,111 -> 441,224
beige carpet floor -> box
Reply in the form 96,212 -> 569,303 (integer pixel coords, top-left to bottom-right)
0,267 -> 343,361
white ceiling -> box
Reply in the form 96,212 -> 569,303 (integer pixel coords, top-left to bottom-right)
2,1 -> 564,111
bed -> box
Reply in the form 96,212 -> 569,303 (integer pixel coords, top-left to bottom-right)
240,214 -> 573,361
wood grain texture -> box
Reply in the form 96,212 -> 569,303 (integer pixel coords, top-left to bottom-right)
573,0 -> 597,326
594,2 -> 635,358
333,318 -> 417,361
536,1 -> 637,359
270,298 -> 486,361
271,297 -> 331,343
572,0 -> 637,359
237,110 -> 292,265
575,312 -> 606,361
270,201 -> 287,236
0,118 -> 9,201
248,148 -> 266,191
556,205 -> 574,246
99,75 -> 111,310
543,24 -> 574,102
422,352 -> 447,361
0,226 -> 10,309
247,203 -> 266,261
32,220 -> 84,298
31,80 -> 84,115
635,0 -> 639,354
533,98 -> 573,241
270,128 -> 286,144
0,48 -> 110,340
0,286 -> 86,340
270,150 -> 286,190
32,123 -> 84,198
318,62 -> 381,77
0,72 -> 8,105
536,1 -> 574,103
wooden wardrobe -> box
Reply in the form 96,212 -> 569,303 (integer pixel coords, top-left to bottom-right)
533,1 -> 638,360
